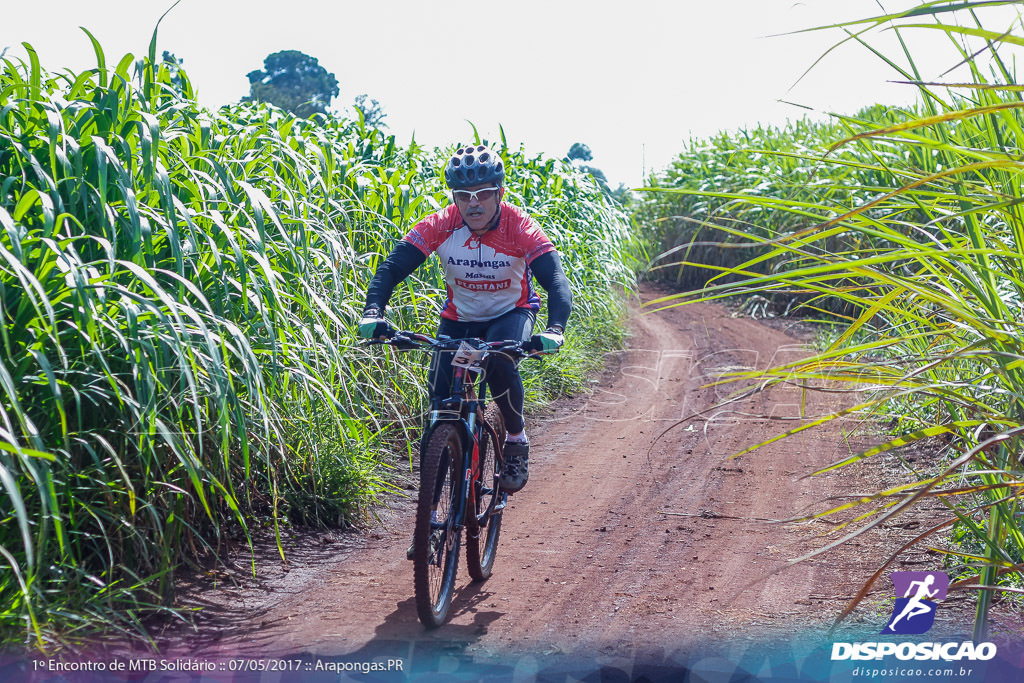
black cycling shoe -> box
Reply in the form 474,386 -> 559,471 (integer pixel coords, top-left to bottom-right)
499,442 -> 530,493
407,528 -> 442,561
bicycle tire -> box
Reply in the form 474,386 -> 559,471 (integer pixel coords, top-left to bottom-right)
413,423 -> 463,628
466,408 -> 505,581
486,403 -> 507,445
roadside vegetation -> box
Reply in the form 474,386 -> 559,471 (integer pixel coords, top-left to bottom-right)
640,0 -> 1024,638
0,33 -> 638,648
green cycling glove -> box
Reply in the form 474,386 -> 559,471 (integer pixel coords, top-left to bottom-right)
532,328 -> 564,354
358,308 -> 391,339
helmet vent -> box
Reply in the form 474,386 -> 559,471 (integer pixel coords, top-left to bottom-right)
444,144 -> 505,189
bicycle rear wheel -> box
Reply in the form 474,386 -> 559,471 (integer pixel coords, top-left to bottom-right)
413,423 -> 463,628
466,409 -> 505,581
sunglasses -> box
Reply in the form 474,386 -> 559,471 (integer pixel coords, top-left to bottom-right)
452,187 -> 501,203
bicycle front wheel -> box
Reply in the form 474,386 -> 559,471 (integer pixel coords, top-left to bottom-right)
413,423 -> 463,628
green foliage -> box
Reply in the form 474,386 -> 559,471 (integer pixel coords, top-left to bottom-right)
642,0 -> 1024,637
0,37 -> 638,649
0,38 -> 388,648
500,147 -> 640,403
244,50 -> 339,118
637,104 -> 917,314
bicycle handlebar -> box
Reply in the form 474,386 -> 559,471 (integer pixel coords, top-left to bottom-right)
362,327 -> 547,358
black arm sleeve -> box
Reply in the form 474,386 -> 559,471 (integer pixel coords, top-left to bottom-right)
530,251 -> 572,333
363,241 -> 428,314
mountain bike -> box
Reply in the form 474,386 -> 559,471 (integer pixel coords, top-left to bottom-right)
366,329 -> 535,628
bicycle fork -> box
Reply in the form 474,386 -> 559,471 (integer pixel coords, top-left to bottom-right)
422,414 -> 477,560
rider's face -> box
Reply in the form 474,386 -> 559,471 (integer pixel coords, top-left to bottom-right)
453,183 -> 504,234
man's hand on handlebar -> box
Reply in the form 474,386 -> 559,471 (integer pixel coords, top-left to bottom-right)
527,327 -> 564,355
358,307 -> 394,340
360,319 -> 562,358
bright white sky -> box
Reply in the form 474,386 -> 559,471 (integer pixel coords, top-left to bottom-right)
2,1 -> 1022,187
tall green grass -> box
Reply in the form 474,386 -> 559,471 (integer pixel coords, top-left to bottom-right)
642,0 -> 1024,637
636,103 -> 931,317
500,140 -> 642,402
0,35 -> 637,648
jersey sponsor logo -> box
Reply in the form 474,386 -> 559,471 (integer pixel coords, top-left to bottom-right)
447,256 -> 512,269
455,278 -> 511,292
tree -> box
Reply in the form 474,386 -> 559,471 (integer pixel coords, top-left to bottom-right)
161,51 -> 187,94
582,165 -> 607,184
353,94 -> 387,127
567,142 -> 593,162
244,50 -> 339,118
565,144 -> 630,204
566,142 -> 608,190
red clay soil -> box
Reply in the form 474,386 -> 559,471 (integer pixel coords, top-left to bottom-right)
154,284 -> 1011,671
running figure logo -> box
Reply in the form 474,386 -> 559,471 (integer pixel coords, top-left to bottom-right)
881,571 -> 950,635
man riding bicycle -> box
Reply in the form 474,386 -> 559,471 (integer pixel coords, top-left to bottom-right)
358,144 -> 572,504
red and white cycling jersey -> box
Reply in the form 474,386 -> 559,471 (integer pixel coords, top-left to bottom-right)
402,202 -> 555,322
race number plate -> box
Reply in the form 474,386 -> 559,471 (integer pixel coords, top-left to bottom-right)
451,342 -> 485,372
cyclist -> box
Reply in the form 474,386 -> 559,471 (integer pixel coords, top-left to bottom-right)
358,144 -> 572,500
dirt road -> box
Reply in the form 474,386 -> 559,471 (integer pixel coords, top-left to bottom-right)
161,285 -> 961,674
